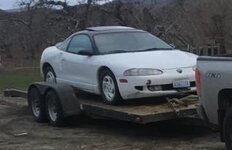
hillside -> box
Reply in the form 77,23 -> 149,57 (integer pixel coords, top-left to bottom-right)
0,0 -> 231,67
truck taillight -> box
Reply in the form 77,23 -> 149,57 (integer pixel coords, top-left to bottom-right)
195,68 -> 201,96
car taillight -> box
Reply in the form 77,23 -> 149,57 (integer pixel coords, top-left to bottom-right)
195,68 -> 201,96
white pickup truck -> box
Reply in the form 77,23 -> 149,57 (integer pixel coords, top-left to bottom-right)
197,56 -> 232,150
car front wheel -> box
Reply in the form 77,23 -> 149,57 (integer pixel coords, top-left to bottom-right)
100,70 -> 122,105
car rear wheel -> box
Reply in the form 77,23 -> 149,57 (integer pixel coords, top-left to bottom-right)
224,107 -> 232,150
100,70 -> 122,105
44,66 -> 56,83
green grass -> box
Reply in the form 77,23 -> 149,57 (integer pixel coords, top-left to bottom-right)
0,68 -> 41,92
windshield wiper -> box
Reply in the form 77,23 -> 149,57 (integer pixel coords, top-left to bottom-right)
104,48 -> 173,54
140,47 -> 174,52
105,50 -> 132,54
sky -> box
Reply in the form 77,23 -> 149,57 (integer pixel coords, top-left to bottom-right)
0,0 -> 77,10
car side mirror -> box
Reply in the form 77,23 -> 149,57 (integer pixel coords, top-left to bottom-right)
55,42 -> 62,47
78,50 -> 94,56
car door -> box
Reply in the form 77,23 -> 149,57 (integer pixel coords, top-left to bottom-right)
54,38 -> 71,81
60,34 -> 96,92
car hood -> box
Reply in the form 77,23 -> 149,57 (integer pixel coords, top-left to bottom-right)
100,50 -> 197,70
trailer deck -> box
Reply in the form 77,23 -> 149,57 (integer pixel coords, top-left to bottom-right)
4,88 -> 199,124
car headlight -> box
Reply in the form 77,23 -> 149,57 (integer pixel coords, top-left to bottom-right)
124,68 -> 163,76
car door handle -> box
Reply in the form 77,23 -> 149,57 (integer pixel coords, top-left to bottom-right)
61,58 -> 66,61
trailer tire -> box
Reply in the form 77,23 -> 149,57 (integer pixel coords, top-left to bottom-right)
45,90 -> 65,126
28,87 -> 47,122
224,107 -> 232,150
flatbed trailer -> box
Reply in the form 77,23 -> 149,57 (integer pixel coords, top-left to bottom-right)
4,82 -> 199,126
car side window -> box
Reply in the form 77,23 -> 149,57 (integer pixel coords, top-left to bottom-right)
56,38 -> 71,51
67,35 -> 93,54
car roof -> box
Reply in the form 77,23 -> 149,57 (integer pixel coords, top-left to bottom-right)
86,26 -> 135,31
71,26 -> 145,37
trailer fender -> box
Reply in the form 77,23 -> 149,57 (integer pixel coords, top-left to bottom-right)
28,82 -> 81,117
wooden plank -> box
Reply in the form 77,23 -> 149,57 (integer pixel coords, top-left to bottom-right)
77,92 -> 198,116
75,92 -> 198,123
79,97 -> 197,124
4,89 -> 27,99
80,101 -> 197,124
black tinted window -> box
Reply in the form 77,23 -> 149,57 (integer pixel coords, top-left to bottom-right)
67,35 -> 92,54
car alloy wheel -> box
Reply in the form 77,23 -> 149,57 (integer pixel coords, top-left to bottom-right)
102,75 -> 116,102
100,69 -> 123,105
46,71 -> 56,83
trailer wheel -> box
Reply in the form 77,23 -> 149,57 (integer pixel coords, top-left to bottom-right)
45,90 -> 65,126
224,107 -> 232,150
28,87 -> 47,122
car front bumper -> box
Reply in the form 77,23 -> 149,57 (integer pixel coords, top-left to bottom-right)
116,70 -> 196,100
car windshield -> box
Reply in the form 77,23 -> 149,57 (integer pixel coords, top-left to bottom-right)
94,32 -> 173,54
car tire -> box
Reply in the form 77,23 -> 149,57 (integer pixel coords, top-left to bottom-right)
28,87 -> 47,123
224,107 -> 232,150
45,90 -> 65,126
44,65 -> 56,83
100,69 -> 122,105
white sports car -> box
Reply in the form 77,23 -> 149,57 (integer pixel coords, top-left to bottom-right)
40,26 -> 197,104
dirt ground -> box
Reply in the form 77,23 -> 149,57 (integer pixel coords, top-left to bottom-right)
0,94 -> 226,150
